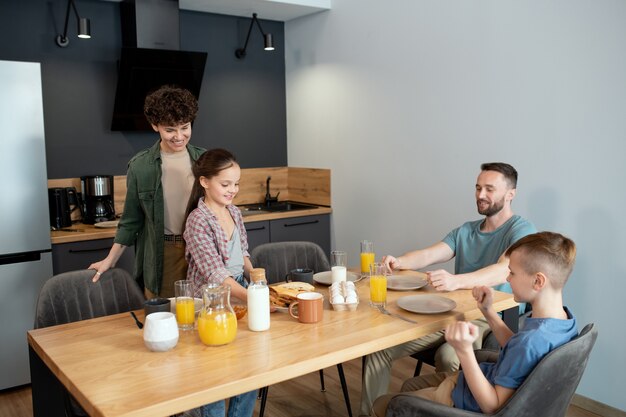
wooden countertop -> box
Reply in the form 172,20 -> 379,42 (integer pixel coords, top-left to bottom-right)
51,206 -> 332,245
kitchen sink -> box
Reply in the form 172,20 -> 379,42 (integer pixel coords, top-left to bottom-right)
239,201 -> 319,216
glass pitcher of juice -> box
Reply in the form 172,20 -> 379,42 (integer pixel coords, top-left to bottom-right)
198,284 -> 237,346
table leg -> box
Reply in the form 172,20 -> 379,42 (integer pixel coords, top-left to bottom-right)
502,306 -> 519,333
29,345 -> 67,417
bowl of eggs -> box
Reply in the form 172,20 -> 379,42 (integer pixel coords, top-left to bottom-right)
329,281 -> 359,311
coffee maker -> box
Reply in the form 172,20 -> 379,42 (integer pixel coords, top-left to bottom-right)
81,175 -> 116,224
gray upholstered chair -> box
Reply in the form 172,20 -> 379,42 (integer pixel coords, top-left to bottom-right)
250,241 -> 331,284
385,323 -> 597,417
34,268 -> 145,416
250,241 -> 352,417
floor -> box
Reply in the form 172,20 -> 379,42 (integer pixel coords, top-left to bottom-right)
0,356 -> 603,417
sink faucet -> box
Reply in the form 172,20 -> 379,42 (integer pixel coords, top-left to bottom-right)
265,176 -> 280,206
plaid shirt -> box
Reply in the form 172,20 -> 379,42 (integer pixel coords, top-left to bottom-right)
183,198 -> 250,296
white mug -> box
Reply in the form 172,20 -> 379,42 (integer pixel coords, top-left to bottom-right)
143,312 -> 179,352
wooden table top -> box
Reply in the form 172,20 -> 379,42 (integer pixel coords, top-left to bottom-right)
28,272 -> 517,417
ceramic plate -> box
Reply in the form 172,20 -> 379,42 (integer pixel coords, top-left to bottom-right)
94,220 -> 119,228
387,275 -> 428,291
313,270 -> 360,285
396,295 -> 457,314
168,297 -> 203,314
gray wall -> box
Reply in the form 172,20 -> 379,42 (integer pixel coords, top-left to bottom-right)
286,0 -> 625,411
0,0 -> 287,178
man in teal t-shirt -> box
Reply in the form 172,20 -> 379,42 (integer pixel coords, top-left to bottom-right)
359,162 -> 536,417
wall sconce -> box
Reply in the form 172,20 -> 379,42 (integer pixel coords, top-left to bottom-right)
55,0 -> 91,48
235,13 -> 275,59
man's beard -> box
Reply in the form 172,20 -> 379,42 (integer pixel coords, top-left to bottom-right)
477,197 -> 505,217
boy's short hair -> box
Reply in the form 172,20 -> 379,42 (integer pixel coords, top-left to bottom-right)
505,231 -> 576,288
144,85 -> 198,127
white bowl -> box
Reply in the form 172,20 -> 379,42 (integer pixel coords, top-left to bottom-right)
143,312 -> 179,352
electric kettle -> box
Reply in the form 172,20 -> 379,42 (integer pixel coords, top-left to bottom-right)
48,187 -> 82,230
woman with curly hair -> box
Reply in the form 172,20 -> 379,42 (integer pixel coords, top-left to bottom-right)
89,85 -> 206,298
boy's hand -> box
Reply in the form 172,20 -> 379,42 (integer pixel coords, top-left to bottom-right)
472,285 -> 494,312
445,321 -> 479,354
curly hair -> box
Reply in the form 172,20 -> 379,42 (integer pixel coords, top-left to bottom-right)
143,85 -> 199,127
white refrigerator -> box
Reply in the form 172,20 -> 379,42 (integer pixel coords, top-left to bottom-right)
0,60 -> 54,389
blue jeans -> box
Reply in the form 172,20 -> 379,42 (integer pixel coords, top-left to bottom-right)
200,390 -> 257,417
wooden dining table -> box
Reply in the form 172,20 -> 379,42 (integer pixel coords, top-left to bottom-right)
28,271 -> 518,417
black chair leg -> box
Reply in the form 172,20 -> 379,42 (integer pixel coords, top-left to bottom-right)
319,369 -> 326,392
336,364 -> 353,417
413,360 -> 423,377
259,386 -> 269,417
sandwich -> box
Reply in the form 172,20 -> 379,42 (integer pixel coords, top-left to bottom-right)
269,282 -> 315,308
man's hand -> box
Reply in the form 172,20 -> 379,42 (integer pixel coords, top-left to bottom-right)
445,321 -> 479,354
472,286 -> 494,313
426,269 -> 461,291
381,255 -> 401,271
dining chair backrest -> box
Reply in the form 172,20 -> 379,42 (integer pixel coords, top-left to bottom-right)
35,268 -> 145,329
386,323 -> 598,417
249,241 -> 331,284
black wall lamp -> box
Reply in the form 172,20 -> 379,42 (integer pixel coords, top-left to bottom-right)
235,13 -> 274,59
55,0 -> 91,48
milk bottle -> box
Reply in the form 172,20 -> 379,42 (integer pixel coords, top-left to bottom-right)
247,268 -> 270,331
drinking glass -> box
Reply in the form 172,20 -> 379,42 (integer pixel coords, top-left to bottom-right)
330,250 -> 347,283
360,240 -> 375,275
369,262 -> 387,307
174,280 -> 195,330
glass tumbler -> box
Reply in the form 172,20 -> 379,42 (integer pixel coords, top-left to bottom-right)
360,240 -> 375,275
174,280 -> 195,330
369,262 -> 387,307
330,250 -> 347,283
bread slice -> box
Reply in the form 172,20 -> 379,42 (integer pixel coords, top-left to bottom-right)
269,282 -> 315,307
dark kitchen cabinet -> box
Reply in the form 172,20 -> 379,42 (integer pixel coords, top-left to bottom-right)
244,221 -> 270,251
51,238 -> 134,275
245,214 -> 330,256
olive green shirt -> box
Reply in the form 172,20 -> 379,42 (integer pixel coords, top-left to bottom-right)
114,140 -> 206,294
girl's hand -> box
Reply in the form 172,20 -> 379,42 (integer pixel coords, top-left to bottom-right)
472,286 -> 494,312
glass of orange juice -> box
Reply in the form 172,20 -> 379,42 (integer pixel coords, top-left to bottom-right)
369,262 -> 387,307
360,240 -> 375,276
175,280 -> 195,330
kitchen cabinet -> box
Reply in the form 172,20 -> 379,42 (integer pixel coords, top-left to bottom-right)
245,214 -> 330,255
245,220 -> 270,250
51,238 -> 134,275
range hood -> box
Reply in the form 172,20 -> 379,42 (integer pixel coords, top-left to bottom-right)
111,0 -> 207,131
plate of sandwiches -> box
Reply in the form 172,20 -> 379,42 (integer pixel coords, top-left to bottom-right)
269,281 -> 316,312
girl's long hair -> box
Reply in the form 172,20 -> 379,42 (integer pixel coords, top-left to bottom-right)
182,148 -> 238,235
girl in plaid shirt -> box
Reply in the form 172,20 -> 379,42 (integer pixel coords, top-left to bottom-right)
183,148 -> 253,301
182,148 -> 257,417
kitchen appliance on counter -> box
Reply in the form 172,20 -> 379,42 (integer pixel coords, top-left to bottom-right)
0,60 -> 54,390
48,187 -> 82,229
81,175 -> 116,224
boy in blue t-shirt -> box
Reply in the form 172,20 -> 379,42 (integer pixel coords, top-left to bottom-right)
372,231 -> 579,415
